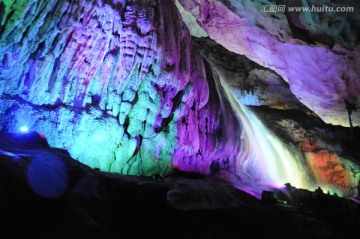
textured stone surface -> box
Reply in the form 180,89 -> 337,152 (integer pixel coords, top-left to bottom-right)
193,37 -> 312,111
1,0 -> 360,198
0,0 -> 221,176
177,0 -> 360,126
252,106 -> 360,197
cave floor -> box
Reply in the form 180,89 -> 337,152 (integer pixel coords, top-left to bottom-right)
0,132 -> 359,239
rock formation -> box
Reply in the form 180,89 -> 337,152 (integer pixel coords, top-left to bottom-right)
1,0 -> 360,198
177,0 -> 360,126
0,0 -> 219,177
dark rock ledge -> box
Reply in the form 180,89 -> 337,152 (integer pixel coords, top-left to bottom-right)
0,132 -> 359,239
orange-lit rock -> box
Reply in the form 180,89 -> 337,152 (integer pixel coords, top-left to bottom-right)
306,150 -> 351,195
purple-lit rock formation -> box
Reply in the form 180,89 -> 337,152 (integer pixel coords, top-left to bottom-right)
0,0 -> 239,177
1,0 -> 360,198
193,37 -> 311,111
177,0 -> 360,126
192,36 -> 360,197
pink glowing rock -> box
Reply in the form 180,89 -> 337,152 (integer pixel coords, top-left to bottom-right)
178,0 -> 360,126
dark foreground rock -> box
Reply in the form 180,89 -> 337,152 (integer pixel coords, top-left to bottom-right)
0,132 -> 359,239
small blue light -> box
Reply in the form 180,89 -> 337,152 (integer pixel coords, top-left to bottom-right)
20,126 -> 28,132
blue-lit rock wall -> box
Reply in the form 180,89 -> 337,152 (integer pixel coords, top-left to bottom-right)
0,0 -> 211,176
0,0 -> 242,178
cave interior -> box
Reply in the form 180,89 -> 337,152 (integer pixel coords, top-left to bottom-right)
0,0 -> 360,238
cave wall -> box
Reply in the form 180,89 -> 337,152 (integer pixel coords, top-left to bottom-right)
177,0 -> 360,127
186,32 -> 359,196
0,0 -> 239,176
1,0 -> 360,197
172,0 -> 360,196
